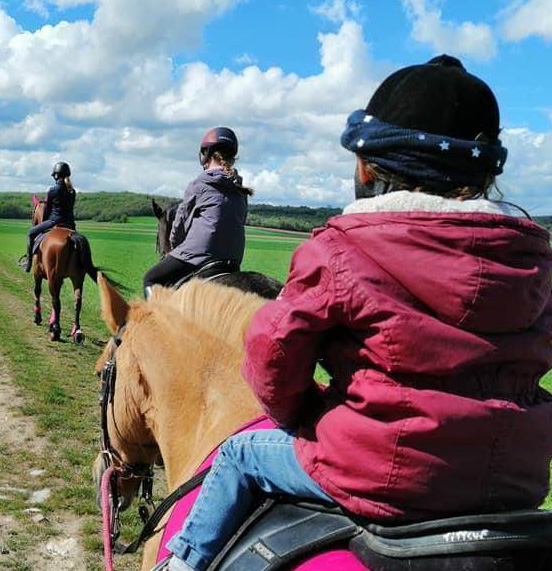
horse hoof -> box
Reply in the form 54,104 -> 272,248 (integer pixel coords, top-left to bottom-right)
34,315 -> 42,325
73,331 -> 85,345
50,326 -> 61,342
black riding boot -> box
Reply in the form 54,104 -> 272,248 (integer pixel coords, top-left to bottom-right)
24,236 -> 33,272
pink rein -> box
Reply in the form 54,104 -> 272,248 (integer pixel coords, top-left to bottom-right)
101,465 -> 117,571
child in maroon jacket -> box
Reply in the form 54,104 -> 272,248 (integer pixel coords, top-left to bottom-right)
159,55 -> 552,571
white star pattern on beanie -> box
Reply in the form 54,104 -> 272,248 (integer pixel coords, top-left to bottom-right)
357,139 -> 365,148
471,147 -> 481,158
363,115 -> 373,123
439,141 -> 450,151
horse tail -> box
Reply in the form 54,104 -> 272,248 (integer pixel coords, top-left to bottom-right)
71,233 -> 98,282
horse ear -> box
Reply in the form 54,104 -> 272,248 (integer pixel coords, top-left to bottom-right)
32,195 -> 39,206
98,272 -> 129,333
152,199 -> 163,219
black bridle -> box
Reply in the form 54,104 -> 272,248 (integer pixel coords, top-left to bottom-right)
99,325 -> 156,548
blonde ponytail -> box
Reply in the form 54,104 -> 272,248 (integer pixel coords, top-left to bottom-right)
212,151 -> 254,196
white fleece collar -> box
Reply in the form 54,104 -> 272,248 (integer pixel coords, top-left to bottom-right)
343,191 -> 519,216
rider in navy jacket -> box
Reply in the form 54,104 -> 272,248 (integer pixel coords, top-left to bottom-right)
25,161 -> 76,272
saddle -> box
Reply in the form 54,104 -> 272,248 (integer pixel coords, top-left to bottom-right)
32,224 -> 75,254
208,500 -> 552,571
173,260 -> 240,290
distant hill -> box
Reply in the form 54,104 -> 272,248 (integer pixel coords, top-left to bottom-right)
4,191 -> 551,233
0,191 -> 341,232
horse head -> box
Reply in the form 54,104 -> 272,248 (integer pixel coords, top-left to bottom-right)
152,199 -> 177,258
93,274 -> 159,512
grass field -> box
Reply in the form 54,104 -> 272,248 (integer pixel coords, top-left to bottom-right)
0,217 -> 551,570
0,218 -> 305,570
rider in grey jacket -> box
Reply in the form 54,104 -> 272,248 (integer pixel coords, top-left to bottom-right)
143,127 -> 252,297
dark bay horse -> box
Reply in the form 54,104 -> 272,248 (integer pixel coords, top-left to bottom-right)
151,198 -> 282,299
31,196 -> 98,343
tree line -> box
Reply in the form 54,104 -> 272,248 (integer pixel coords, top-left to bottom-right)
5,191 -> 550,233
0,191 -> 341,232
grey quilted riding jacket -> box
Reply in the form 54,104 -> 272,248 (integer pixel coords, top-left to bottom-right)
169,167 -> 248,266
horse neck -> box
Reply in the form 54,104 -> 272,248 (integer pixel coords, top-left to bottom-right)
129,303 -> 262,490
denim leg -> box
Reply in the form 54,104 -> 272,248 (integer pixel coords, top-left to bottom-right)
167,428 -> 334,571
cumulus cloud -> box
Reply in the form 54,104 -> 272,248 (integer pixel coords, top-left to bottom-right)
501,0 -> 552,42
401,0 -> 498,60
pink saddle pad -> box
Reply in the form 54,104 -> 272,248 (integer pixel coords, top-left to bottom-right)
156,416 -> 367,570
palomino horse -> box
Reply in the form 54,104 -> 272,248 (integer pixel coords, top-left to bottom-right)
151,199 -> 282,299
93,275 -> 370,571
31,196 -> 98,342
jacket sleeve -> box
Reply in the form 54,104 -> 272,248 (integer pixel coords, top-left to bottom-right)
241,234 -> 339,427
170,184 -> 197,249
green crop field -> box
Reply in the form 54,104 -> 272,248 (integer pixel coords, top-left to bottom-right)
0,217 -> 551,570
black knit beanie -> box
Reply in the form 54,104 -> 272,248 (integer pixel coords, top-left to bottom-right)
366,55 -> 500,142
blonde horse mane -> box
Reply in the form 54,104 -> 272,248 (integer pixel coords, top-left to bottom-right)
145,280 -> 266,350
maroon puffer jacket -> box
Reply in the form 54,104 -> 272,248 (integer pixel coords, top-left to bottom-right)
242,194 -> 552,522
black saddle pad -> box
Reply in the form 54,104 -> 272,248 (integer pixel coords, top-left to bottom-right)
173,260 -> 240,290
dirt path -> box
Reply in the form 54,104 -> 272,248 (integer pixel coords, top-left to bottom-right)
0,353 -> 87,570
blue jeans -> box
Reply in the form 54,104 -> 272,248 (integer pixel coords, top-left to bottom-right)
167,428 -> 335,571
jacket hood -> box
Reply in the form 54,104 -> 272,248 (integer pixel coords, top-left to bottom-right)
199,167 -> 244,193
332,192 -> 552,333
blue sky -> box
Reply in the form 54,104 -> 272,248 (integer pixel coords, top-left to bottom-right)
0,0 -> 551,213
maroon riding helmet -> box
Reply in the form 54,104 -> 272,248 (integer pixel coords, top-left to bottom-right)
199,127 -> 238,167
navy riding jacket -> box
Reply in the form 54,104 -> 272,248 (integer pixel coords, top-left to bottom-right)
44,181 -> 76,227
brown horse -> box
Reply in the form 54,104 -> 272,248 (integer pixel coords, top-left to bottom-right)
31,196 -> 98,342
93,274 -> 265,570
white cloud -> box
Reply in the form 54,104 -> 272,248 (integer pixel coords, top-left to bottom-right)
501,0 -> 552,41
24,0 -> 50,19
401,0 -> 498,60
498,127 -> 552,214
235,53 -> 257,66
311,0 -> 362,24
